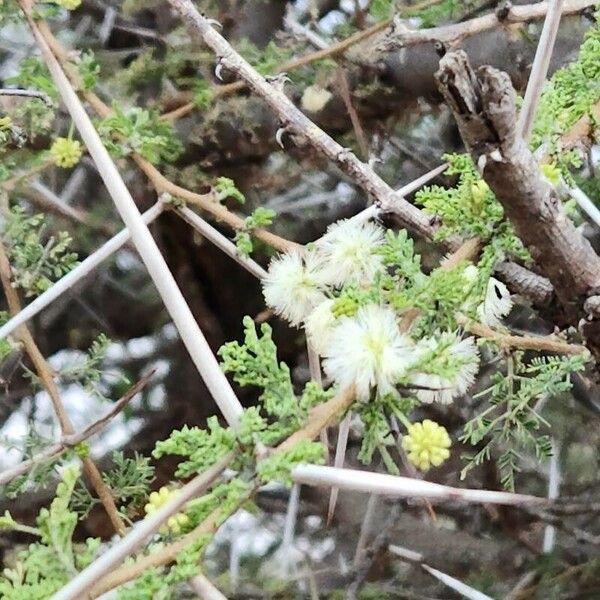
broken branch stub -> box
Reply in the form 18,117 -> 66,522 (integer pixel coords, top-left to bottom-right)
435,50 -> 600,332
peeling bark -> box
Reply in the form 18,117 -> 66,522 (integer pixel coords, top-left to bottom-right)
435,50 -> 600,338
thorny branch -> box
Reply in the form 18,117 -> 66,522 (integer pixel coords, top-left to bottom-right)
26,5 -> 553,307
166,0 -> 558,307
167,0 -> 436,240
384,0 -> 593,48
435,50 -> 600,349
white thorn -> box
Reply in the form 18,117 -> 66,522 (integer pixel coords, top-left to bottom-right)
276,127 -> 286,148
477,154 -> 487,173
489,148 -> 503,162
206,18 -> 222,29
215,62 -> 224,81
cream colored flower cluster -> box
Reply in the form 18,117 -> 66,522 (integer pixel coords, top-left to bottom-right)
261,217 -> 514,471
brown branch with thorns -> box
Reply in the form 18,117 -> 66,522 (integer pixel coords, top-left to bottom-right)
435,50 -> 600,352
384,0 -> 594,48
33,2 -> 600,313
28,18 -> 296,255
164,0 -> 558,308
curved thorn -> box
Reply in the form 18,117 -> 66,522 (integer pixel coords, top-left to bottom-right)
276,127 -> 286,149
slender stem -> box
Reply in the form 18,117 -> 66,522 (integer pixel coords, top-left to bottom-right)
0,158 -> 54,192
421,564 -> 495,600
326,412 -> 352,525
0,373 -> 153,486
390,0 -> 586,47
281,482 -> 301,574
175,206 -> 269,279
0,240 -> 127,536
459,316 -> 588,355
189,575 -> 229,600
353,493 -> 379,566
518,0 -> 565,140
0,87 -> 52,105
542,438 -> 561,553
0,203 -> 164,342
18,0 -> 244,428
52,452 -> 235,600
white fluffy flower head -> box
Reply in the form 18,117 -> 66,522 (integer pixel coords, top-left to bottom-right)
315,219 -> 385,287
410,334 -> 480,404
322,304 -> 415,400
304,299 -> 336,355
262,250 -> 326,326
477,277 -> 513,327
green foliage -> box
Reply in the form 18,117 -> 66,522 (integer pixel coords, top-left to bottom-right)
533,13 -> 600,149
1,430 -> 64,499
460,353 -> 587,490
102,452 -> 155,512
0,466 -> 101,599
357,394 -> 417,473
7,57 -> 57,99
214,176 -> 245,204
1,205 -> 79,297
187,478 -> 251,527
377,229 -> 424,287
117,51 -> 164,93
371,0 -> 468,26
405,0 -> 462,27
219,317 -> 295,416
6,58 -> 56,136
257,440 -> 326,486
234,207 -> 275,256
219,317 -> 330,443
368,0 -> 395,20
153,418 -> 236,478
386,261 -> 475,334
71,452 -> 155,517
59,334 -> 108,388
74,51 -> 101,91
0,116 -> 25,151
116,539 -> 208,599
0,0 -> 22,24
415,154 -> 528,264
193,79 -> 214,109
98,105 -> 183,164
235,39 -> 292,76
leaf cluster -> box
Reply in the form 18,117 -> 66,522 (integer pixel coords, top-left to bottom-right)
0,467 -> 101,599
460,353 -> 587,490
1,205 -> 79,297
98,105 -> 183,165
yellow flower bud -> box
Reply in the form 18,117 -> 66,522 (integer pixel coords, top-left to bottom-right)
50,137 -> 82,168
470,180 -> 489,207
402,419 -> 451,472
54,0 -> 81,10
541,163 -> 562,187
144,486 -> 190,534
